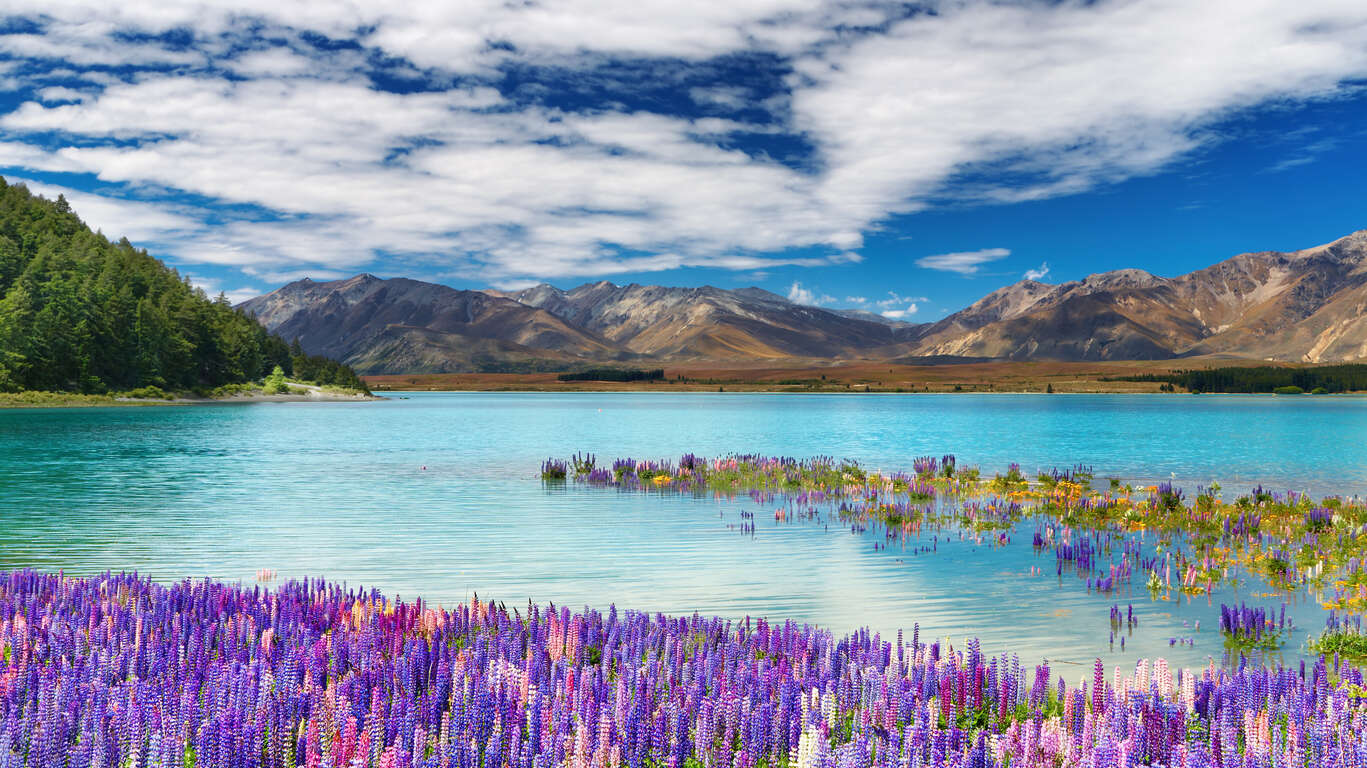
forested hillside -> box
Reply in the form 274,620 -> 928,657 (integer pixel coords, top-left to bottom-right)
0,178 -> 364,393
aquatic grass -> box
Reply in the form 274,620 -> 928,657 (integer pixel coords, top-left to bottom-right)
988,463 -> 1027,493
1151,482 -> 1185,513
1036,463 -> 1093,490
1311,612 -> 1367,664
562,453 -> 957,501
1306,507 -> 1336,533
1325,561 -> 1367,613
3,569 -> 1367,768
571,452 -> 597,476
541,452 -> 1367,618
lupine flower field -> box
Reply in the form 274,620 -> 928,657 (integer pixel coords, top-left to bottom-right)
5,569 -> 1367,768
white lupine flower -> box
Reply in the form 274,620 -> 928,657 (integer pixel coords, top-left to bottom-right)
796,727 -> 820,768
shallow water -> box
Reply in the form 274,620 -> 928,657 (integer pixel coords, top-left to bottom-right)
1,392 -> 1364,669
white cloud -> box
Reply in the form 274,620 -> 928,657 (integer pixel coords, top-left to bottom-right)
9,178 -> 199,242
792,0 -> 1367,223
0,0 -> 1363,288
837,290 -> 927,318
488,278 -> 545,292
1266,138 -> 1342,173
1023,262 -> 1050,281
873,291 -> 928,308
227,48 -> 327,78
242,267 -> 353,283
37,86 -> 87,103
689,86 -> 751,110
787,282 -> 815,304
915,248 -> 1010,275
184,274 -> 262,305
1,76 -> 848,278
786,281 -> 835,305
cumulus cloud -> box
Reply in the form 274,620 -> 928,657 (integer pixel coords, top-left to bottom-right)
880,303 -> 918,320
689,86 -> 752,110
9,178 -> 200,243
915,248 -> 1010,275
869,291 -> 927,308
36,86 -> 87,103
242,267 -> 353,284
791,0 -> 1367,219
787,281 -> 835,305
1023,262 -> 1050,281
787,282 -> 817,304
0,0 -> 1363,287
184,274 -> 262,306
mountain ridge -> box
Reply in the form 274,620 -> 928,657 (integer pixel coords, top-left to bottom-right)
239,229 -> 1367,373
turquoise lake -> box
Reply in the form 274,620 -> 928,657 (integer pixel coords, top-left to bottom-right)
2,392 -> 1365,672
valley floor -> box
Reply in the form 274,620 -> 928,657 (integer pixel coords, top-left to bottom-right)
364,358 -> 1333,394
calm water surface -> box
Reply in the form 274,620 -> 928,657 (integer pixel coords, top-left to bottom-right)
2,392 -> 1364,670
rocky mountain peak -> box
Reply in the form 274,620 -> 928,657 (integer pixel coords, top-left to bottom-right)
240,228 -> 1367,371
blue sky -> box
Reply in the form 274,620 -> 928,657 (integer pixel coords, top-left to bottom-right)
0,2 -> 1365,321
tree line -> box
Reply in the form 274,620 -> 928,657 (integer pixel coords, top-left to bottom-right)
0,178 -> 365,393
1109,364 -> 1367,393
557,368 -> 665,382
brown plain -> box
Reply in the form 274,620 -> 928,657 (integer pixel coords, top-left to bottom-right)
363,357 -> 1310,394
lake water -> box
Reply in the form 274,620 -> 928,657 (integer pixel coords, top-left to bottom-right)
2,392 -> 1364,671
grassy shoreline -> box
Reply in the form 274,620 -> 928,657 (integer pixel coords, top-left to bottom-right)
0,381 -> 376,408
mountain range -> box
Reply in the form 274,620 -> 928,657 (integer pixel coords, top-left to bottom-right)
239,230 -> 1367,374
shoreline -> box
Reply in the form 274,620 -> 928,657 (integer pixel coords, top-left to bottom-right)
378,387 -> 1365,396
362,358 -> 1367,395
10,386 -> 1360,406
0,384 -> 378,409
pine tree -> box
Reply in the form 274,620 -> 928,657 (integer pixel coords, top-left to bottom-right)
0,177 -> 367,394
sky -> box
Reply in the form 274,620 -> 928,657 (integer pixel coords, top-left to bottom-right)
0,1 -> 1365,321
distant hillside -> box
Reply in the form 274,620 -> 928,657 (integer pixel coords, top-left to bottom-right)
239,276 -> 922,373
0,177 -> 364,393
916,231 -> 1367,361
239,275 -> 631,374
493,282 -> 919,360
241,229 -> 1367,372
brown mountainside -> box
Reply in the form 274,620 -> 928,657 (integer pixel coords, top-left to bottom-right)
916,231 -> 1367,361
493,282 -> 918,360
238,275 -> 627,373
239,230 -> 1367,372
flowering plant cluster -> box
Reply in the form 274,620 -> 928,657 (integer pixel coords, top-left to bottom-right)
543,453 -> 1367,615
1312,611 -> 1367,663
1218,603 -> 1290,651
3,570 -> 1367,768
554,453 -> 946,498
